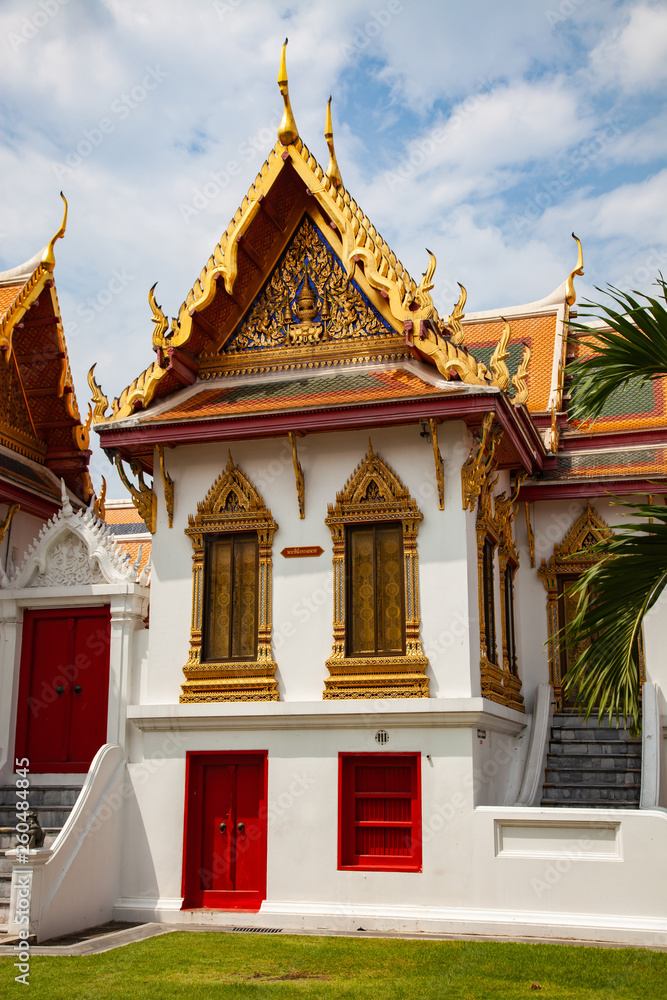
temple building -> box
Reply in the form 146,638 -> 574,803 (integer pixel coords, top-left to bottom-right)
1,46 -> 666,945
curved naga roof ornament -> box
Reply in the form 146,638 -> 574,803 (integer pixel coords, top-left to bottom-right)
565,232 -> 584,307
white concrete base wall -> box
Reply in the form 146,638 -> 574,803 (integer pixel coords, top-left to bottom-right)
114,704 -> 667,947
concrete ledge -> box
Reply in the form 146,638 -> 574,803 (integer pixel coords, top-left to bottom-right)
127,698 -> 527,734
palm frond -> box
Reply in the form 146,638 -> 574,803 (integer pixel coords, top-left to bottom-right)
560,502 -> 667,727
566,274 -> 667,421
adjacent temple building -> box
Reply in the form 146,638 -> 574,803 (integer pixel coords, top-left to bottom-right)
1,44 -> 666,944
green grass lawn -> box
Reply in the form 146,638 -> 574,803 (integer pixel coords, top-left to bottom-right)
1,930 -> 666,999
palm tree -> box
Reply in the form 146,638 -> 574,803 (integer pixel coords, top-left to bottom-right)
561,275 -> 667,726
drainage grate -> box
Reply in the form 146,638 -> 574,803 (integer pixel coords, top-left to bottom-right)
231,926 -> 283,934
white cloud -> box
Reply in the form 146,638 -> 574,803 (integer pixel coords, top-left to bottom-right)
0,0 -> 664,493
589,2 -> 667,93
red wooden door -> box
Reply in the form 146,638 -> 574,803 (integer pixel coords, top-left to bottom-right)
15,608 -> 111,773
183,752 -> 267,910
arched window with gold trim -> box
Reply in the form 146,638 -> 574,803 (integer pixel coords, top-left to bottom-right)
324,441 -> 429,700
180,453 -> 278,703
538,502 -> 645,710
476,480 -> 524,712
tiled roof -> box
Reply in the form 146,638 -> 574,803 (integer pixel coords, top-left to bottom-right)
462,313 -> 559,413
106,521 -> 150,536
567,339 -> 667,435
0,282 -> 25,323
143,368 -> 448,424
547,446 -> 667,482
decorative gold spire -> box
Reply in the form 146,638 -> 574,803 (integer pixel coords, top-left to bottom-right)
324,96 -> 342,189
41,192 -> 68,270
277,38 -> 298,147
565,232 -> 584,306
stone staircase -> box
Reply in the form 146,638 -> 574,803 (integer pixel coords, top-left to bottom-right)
541,712 -> 642,808
0,784 -> 82,927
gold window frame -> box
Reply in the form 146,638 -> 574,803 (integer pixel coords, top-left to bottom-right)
324,441 -> 429,699
181,453 -> 278,703
538,502 -> 645,710
476,476 -> 525,711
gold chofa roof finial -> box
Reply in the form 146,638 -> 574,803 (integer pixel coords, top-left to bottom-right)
325,96 -> 342,189
277,38 -> 299,147
42,191 -> 68,270
565,232 -> 584,307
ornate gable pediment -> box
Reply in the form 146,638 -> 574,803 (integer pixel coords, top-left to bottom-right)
1,485 -> 148,590
539,502 -> 611,586
223,214 -> 396,358
187,452 -> 276,537
326,440 -> 422,526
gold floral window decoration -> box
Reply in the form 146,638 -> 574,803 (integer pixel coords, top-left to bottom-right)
181,452 -> 279,703
324,440 -> 429,700
538,502 -> 645,711
475,474 -> 525,712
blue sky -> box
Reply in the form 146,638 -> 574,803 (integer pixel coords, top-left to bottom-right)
1,0 -> 666,492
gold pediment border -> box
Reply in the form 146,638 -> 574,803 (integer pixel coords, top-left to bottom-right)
181,452 -> 279,702
323,440 -> 428,700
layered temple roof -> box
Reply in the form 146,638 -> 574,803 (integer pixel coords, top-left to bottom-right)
89,42 -> 666,503
0,196 -> 92,512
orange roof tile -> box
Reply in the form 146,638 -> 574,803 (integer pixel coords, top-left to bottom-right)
0,282 -> 25,323
143,369 -> 448,424
463,313 -> 559,413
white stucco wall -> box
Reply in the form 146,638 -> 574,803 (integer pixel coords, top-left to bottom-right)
147,421 -> 483,705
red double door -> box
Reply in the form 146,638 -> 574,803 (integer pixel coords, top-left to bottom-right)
183,752 -> 268,910
15,607 -> 111,773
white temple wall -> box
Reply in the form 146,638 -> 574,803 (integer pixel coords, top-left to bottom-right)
147,420 -> 480,705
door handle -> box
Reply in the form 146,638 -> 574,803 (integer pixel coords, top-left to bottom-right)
219,822 -> 227,834
237,822 -> 245,834
56,685 -> 65,696
73,685 -> 82,694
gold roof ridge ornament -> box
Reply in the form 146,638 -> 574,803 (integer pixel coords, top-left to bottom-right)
277,38 -> 299,147
511,344 -> 531,406
565,232 -> 584,307
41,192 -> 68,270
490,318 -> 511,390
149,282 -> 170,351
324,96 -> 342,189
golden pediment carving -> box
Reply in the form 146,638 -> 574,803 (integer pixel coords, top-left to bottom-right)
227,215 -> 393,355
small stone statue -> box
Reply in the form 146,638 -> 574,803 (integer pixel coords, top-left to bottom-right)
20,811 -> 45,849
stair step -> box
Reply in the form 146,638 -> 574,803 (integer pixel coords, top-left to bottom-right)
552,729 -> 640,743
539,800 -> 640,809
545,753 -> 640,768
545,769 -> 641,786
542,784 -> 640,802
548,742 -> 641,756
0,786 -> 81,807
